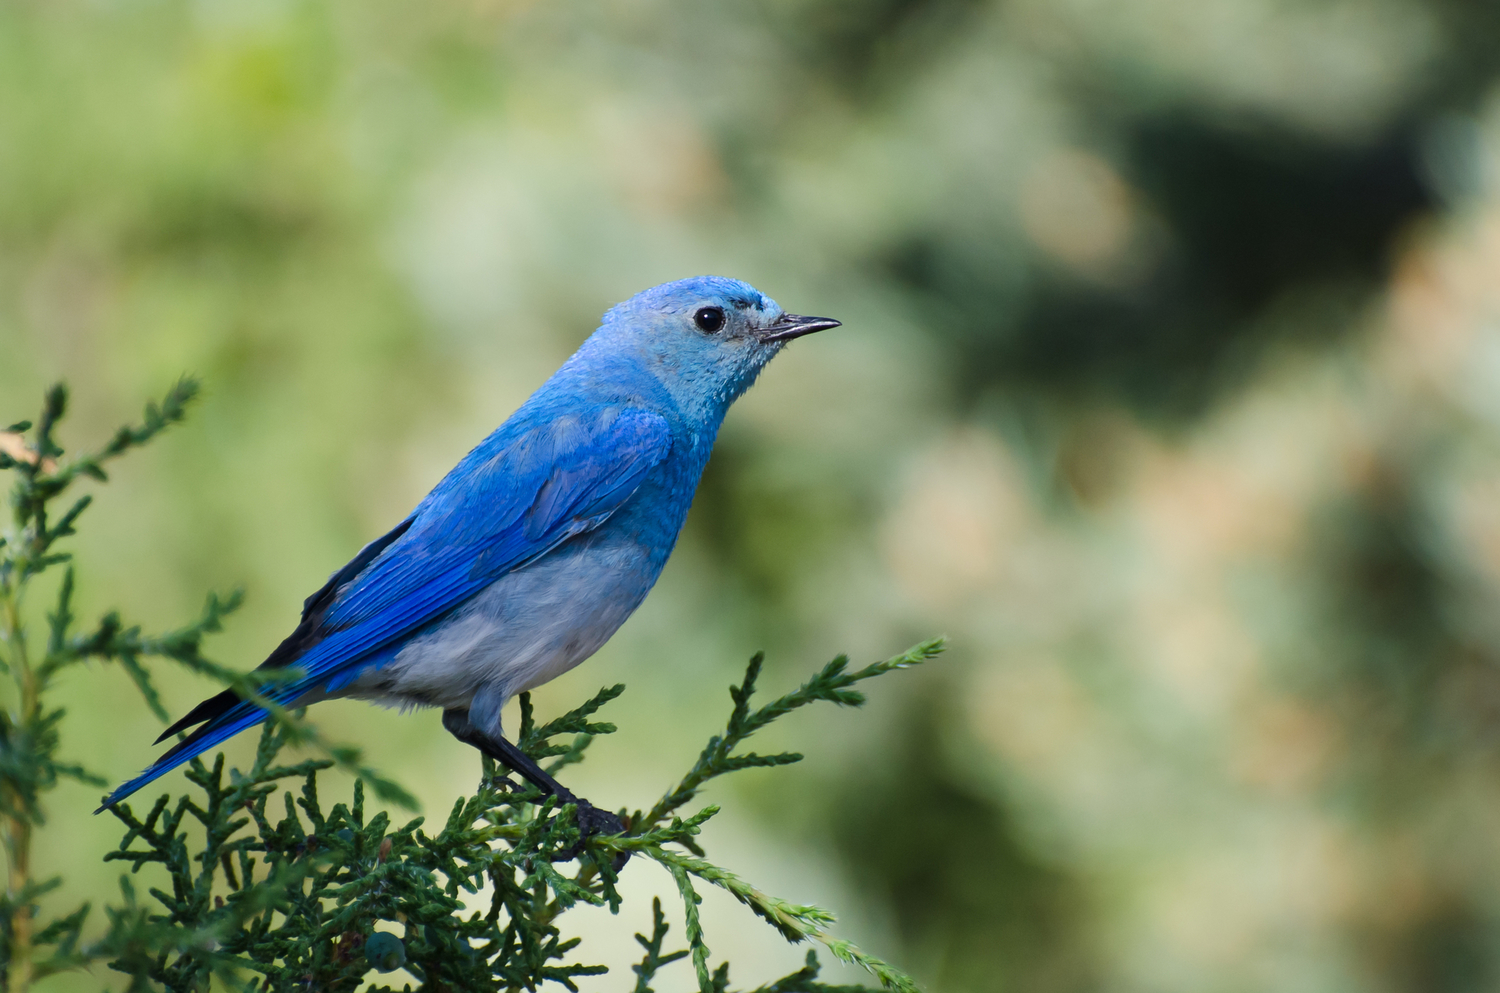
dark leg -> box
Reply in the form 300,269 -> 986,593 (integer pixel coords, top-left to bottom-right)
442,707 -> 576,799
442,708 -> 626,850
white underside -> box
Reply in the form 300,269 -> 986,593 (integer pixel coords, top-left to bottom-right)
340,534 -> 653,736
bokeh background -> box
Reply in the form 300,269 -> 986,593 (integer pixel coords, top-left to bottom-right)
6,0 -> 1500,989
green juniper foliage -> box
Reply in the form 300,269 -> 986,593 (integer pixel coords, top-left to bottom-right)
0,381 -> 942,992
100,638 -> 943,992
0,381 -> 410,991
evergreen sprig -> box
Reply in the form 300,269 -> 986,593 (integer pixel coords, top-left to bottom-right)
0,382 -> 415,987
640,640 -> 947,829
0,381 -> 213,990
629,897 -> 689,992
518,682 -> 624,774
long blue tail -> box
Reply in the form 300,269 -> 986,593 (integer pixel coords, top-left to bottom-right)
95,702 -> 270,813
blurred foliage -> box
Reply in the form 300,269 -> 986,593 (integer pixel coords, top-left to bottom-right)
7,0 -> 1500,990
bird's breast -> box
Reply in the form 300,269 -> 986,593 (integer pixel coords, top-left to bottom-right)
345,525 -> 666,710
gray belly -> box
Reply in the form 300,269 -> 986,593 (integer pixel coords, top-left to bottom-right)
342,534 -> 656,716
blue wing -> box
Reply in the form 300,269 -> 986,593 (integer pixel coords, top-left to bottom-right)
99,405 -> 673,810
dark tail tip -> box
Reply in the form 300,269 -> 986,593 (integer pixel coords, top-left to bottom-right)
154,688 -> 239,744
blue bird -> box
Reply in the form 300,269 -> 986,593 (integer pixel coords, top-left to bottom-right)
100,276 -> 839,832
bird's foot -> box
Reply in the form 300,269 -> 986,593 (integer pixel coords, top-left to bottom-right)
554,798 -> 629,871
573,798 -> 625,838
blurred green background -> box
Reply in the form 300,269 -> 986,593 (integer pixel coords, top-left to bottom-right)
7,0 -> 1500,989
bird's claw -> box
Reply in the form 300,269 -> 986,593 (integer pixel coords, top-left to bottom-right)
554,799 -> 630,871
574,799 -> 625,837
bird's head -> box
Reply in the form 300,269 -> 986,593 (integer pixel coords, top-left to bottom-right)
587,276 -> 840,420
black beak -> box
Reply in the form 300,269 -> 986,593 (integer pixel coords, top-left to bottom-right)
759,313 -> 842,343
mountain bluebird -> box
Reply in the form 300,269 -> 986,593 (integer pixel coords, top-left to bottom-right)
100,276 -> 839,833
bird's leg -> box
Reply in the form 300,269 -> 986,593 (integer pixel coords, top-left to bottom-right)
441,708 -> 627,856
442,707 -> 572,798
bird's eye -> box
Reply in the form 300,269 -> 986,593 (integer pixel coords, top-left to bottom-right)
693,307 -> 726,334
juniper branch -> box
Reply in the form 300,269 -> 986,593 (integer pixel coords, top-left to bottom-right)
668,861 -> 713,993
641,638 -> 946,828
519,684 -> 624,760
645,846 -> 920,993
92,645 -> 933,992
629,896 -> 689,993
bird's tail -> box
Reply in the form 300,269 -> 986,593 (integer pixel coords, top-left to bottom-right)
95,701 -> 271,813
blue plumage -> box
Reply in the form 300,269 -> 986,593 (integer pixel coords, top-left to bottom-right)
100,276 -> 839,812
